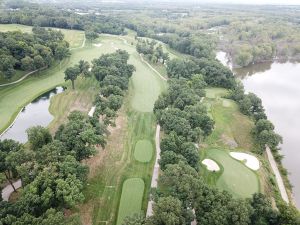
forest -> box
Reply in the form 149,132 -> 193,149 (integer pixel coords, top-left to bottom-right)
0,27 -> 69,79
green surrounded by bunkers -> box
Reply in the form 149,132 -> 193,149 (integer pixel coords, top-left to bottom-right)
204,148 -> 260,198
134,139 -> 153,162
116,178 -> 145,225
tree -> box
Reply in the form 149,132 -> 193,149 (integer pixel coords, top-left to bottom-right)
55,43 -> 70,61
250,193 -> 278,225
55,174 -> 84,208
33,55 -> 45,69
78,60 -> 90,77
55,111 -> 105,160
0,139 -> 22,192
27,126 -> 52,151
122,213 -> 146,225
21,56 -> 34,71
150,196 -> 187,225
85,30 -> 99,42
64,65 -> 80,90
277,202 -> 300,225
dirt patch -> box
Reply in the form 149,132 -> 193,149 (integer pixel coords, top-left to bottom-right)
221,134 -> 238,148
83,110 -> 126,179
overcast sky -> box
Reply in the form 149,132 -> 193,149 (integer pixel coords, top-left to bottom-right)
207,0 -> 300,4
134,0 -> 300,5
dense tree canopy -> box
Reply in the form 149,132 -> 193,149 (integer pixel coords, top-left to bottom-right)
0,27 -> 69,79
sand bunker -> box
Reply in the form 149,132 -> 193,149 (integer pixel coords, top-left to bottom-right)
93,43 -> 102,47
230,152 -> 260,171
202,159 -> 220,171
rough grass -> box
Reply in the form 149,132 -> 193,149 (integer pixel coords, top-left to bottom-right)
116,178 -> 145,225
134,139 -> 153,163
48,76 -> 99,133
203,89 -> 255,151
202,148 -> 260,198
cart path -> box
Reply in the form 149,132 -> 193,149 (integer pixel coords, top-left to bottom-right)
146,124 -> 161,217
266,146 -> 289,203
1,179 -> 22,201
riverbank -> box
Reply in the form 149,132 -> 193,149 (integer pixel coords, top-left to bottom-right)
216,51 -> 297,207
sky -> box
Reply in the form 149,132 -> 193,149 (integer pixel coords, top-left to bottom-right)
129,0 -> 300,5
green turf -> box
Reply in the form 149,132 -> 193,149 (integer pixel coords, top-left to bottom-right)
205,87 -> 229,99
0,24 -> 84,48
204,148 -> 260,198
0,70 -> 27,85
134,139 -> 153,162
116,178 -> 145,225
77,33 -> 166,224
201,88 -> 259,198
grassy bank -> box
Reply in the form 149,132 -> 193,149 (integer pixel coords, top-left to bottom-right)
0,24 -> 105,134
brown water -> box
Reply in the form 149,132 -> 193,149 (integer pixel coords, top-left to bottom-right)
217,51 -> 300,208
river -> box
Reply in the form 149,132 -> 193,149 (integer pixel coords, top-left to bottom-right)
0,87 -> 64,143
217,51 -> 300,208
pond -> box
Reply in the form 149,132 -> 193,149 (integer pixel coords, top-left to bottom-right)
0,87 -> 64,143
217,51 -> 300,208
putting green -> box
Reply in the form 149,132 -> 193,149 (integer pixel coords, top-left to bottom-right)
134,139 -> 153,162
116,178 -> 145,225
205,148 -> 259,198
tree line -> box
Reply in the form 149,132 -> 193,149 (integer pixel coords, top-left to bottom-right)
0,50 -> 134,224
92,50 -> 135,126
136,38 -> 169,64
0,113 -> 103,224
123,56 -> 299,224
0,27 -> 70,79
0,2 -> 125,35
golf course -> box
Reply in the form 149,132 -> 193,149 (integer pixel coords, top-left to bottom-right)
200,88 -> 261,198
0,23 -> 289,224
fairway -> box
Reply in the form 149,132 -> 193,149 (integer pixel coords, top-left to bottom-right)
204,148 -> 259,198
134,139 -> 153,162
0,24 -> 85,49
116,178 -> 145,225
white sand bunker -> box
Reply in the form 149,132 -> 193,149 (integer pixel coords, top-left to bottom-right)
93,43 -> 102,47
202,159 -> 220,172
230,152 -> 260,171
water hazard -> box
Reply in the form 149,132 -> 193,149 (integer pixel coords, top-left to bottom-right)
0,87 -> 64,143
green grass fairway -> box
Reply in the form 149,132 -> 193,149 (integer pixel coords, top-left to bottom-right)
0,70 -> 27,85
78,33 -> 166,224
116,178 -> 145,225
0,24 -> 84,48
205,87 -> 229,99
134,139 -> 153,162
204,89 -> 255,151
204,149 -> 259,198
0,24 -> 33,33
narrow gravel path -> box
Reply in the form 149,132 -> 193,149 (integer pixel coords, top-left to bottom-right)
70,33 -> 86,50
146,125 -> 161,217
266,146 -> 289,203
0,67 -> 46,87
139,54 -> 167,82
1,179 -> 22,201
